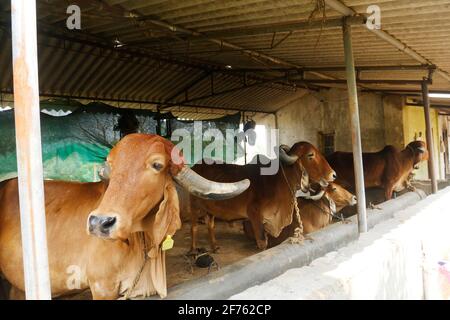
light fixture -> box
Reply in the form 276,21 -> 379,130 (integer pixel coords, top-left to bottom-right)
429,93 -> 450,99
225,65 -> 232,69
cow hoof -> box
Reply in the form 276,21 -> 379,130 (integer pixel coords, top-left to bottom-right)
256,239 -> 268,250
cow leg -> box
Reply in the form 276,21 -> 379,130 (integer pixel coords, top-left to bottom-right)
189,220 -> 199,255
206,214 -> 219,253
8,286 -> 25,300
248,206 -> 267,250
384,185 -> 394,201
188,202 -> 202,255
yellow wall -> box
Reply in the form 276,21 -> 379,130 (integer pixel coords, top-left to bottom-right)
402,105 -> 440,180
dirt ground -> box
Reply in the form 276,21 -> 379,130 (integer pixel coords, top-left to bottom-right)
166,219 -> 259,288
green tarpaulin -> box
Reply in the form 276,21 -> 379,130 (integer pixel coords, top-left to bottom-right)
0,101 -> 241,183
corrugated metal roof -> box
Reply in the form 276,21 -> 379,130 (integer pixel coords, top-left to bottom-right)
0,0 -> 449,113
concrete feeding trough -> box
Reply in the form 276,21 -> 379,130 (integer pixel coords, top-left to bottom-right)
148,190 -> 427,300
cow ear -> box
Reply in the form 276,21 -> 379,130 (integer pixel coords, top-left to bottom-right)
325,194 -> 336,214
150,178 -> 182,247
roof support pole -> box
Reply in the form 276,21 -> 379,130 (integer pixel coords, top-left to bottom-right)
421,81 -> 438,194
10,0 -> 51,299
343,18 -> 367,233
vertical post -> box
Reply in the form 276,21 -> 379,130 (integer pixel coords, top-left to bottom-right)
342,18 -> 367,233
243,111 -> 247,164
11,0 -> 51,299
421,80 -> 438,193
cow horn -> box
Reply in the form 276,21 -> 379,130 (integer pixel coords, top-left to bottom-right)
173,166 -> 250,200
298,189 -> 326,201
280,144 -> 291,152
279,146 -> 298,165
417,146 -> 426,153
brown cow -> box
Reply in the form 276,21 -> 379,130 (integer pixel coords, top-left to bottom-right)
326,140 -> 428,200
186,142 -> 336,252
0,134 -> 249,300
243,183 -> 357,248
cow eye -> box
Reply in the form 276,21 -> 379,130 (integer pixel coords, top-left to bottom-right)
152,162 -> 164,171
307,153 -> 314,159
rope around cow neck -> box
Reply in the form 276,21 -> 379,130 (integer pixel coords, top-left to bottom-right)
124,231 -> 149,300
280,163 -> 305,244
308,197 -> 344,222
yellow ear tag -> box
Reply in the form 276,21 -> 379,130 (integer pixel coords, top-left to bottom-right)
161,235 -> 174,251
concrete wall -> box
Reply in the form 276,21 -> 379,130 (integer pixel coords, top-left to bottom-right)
276,88 -> 388,152
276,90 -> 323,147
274,89 -> 446,181
322,89 -> 386,152
383,95 -> 405,149
231,187 -> 450,300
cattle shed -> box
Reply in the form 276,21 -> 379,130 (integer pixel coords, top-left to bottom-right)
0,0 -> 450,300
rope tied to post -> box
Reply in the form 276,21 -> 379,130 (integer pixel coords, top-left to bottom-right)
280,162 -> 305,244
290,195 -> 304,244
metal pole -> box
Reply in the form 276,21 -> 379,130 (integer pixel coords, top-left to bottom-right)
11,0 -> 51,299
343,19 -> 367,233
421,81 -> 438,194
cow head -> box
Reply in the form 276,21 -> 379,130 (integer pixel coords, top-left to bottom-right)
280,142 -> 336,188
325,183 -> 357,212
406,140 -> 429,169
88,134 -> 250,241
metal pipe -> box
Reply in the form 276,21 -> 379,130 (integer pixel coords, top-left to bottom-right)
80,0 -> 336,81
10,0 -> 51,299
0,90 -> 274,115
295,79 -> 426,85
343,19 -> 367,233
325,0 -> 450,83
216,64 -> 432,74
188,16 -> 365,38
421,81 -> 438,194
326,0 -> 355,16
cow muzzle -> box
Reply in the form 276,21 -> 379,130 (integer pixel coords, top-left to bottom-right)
320,171 -> 337,187
88,214 -> 117,238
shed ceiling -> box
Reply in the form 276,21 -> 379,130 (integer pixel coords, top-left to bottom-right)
0,0 -> 449,113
